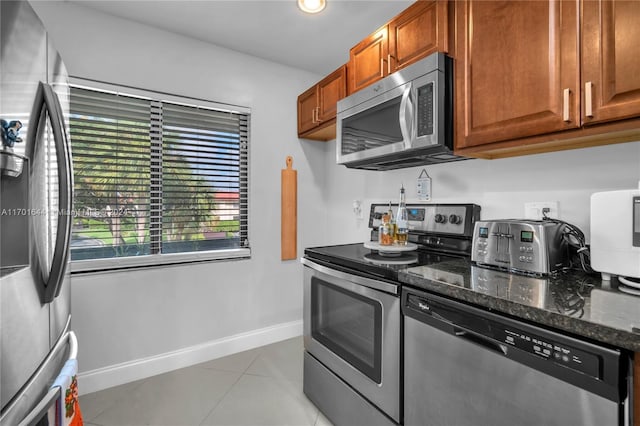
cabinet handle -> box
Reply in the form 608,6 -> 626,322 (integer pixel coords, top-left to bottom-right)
315,107 -> 322,123
563,88 -> 571,122
380,57 -> 385,76
311,109 -> 316,123
387,54 -> 392,74
585,81 -> 594,118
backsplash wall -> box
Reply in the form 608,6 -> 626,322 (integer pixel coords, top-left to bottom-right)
320,140 -> 640,245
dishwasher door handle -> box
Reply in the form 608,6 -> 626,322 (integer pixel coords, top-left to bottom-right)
454,327 -> 508,356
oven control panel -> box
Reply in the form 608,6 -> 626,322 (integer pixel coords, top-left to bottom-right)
369,203 -> 480,237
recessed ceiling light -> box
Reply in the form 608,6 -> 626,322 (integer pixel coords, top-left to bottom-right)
297,0 -> 326,14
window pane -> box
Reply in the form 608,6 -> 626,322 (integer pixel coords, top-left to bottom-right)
68,84 -> 250,268
69,88 -> 151,261
161,103 -> 243,253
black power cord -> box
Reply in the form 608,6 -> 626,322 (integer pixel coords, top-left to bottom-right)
541,210 -> 596,275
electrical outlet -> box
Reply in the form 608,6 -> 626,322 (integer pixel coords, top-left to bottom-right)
524,202 -> 559,220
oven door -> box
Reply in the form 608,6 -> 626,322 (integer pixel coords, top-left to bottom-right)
302,258 -> 400,423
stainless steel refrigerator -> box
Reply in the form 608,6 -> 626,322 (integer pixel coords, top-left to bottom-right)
1,1 -> 77,424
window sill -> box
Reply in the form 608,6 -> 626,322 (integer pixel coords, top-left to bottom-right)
70,248 -> 251,274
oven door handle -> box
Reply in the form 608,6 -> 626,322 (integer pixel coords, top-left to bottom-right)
301,257 -> 399,295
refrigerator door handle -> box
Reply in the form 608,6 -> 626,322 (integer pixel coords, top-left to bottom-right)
1,330 -> 77,426
16,387 -> 60,426
44,82 -> 73,301
14,331 -> 77,426
67,330 -> 78,360
26,82 -> 73,304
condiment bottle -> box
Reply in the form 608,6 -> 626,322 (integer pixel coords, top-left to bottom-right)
387,201 -> 396,241
395,185 -> 408,245
379,213 -> 394,246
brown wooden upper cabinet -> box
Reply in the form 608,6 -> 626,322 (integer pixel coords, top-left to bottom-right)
348,0 -> 449,94
454,0 -> 640,157
297,65 -> 347,141
454,0 -> 580,149
582,0 -> 640,125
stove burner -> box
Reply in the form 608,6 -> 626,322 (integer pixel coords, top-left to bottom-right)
364,252 -> 418,265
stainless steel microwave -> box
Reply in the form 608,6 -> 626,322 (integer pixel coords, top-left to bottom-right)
336,52 -> 467,170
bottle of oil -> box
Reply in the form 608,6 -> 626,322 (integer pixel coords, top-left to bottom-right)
395,186 -> 408,245
378,212 -> 394,246
387,201 -> 396,241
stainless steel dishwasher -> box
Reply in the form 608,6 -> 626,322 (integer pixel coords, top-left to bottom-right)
402,287 -> 631,426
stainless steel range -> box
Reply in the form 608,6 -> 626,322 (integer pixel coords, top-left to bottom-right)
302,203 -> 480,425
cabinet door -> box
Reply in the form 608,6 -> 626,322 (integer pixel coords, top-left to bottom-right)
297,85 -> 318,135
455,0 -> 580,149
582,0 -> 640,125
388,0 -> 448,72
349,26 -> 388,94
317,65 -> 347,122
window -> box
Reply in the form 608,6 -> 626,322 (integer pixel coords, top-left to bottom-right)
69,83 -> 250,271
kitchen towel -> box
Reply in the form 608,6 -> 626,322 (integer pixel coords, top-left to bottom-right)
51,359 -> 84,426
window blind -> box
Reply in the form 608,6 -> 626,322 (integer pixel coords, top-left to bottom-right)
69,85 -> 250,268
70,88 -> 152,260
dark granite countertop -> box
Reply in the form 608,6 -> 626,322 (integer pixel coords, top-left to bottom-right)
398,258 -> 640,352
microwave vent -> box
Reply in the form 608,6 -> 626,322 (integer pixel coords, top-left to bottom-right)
344,149 -> 469,171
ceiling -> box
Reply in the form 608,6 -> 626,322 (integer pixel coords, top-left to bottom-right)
70,0 -> 413,76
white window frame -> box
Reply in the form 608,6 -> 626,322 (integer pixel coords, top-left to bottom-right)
68,78 -> 251,273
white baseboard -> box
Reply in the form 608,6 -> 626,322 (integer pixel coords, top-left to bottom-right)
78,319 -> 303,395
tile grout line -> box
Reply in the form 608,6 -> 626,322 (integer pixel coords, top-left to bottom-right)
197,371 -> 245,426
197,349 -> 265,426
242,346 -> 266,375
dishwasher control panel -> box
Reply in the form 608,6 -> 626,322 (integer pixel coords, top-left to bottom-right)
496,326 -> 599,378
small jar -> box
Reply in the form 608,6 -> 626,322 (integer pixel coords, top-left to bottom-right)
379,214 -> 394,246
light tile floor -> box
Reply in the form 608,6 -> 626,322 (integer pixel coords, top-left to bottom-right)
80,337 -> 333,426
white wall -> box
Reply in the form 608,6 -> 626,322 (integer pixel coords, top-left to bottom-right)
31,1 -> 328,390
323,140 -> 640,244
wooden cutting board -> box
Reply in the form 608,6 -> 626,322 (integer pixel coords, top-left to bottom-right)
281,156 -> 297,260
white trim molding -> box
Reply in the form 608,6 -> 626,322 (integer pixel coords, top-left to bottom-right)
78,320 -> 303,395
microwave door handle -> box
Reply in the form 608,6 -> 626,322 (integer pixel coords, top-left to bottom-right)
399,84 -> 412,149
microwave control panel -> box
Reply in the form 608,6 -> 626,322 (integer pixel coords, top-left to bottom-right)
416,83 -> 434,137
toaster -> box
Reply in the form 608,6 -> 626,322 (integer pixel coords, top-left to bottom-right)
472,220 -> 567,276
